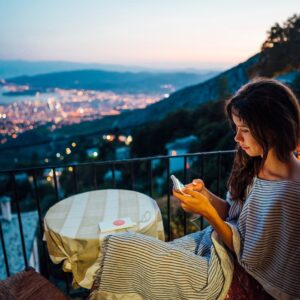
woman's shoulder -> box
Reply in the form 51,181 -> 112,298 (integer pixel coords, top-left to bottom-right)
254,177 -> 300,193
251,177 -> 300,209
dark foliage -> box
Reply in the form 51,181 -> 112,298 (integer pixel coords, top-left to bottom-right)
249,14 -> 300,77
131,100 -> 234,158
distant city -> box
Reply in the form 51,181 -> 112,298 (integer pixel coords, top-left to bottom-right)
0,81 -> 171,145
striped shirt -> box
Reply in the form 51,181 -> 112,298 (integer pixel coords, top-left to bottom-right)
227,178 -> 300,299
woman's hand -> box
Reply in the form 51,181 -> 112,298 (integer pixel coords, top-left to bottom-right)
173,188 -> 215,219
185,179 -> 205,192
173,187 -> 233,250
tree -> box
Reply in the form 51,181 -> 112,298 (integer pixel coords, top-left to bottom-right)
249,14 -> 300,77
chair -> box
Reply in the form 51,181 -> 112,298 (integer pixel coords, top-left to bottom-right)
0,267 -> 68,300
225,260 -> 275,300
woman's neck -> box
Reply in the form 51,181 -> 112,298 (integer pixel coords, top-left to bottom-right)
259,149 -> 300,181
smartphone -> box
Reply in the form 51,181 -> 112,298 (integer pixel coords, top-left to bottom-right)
170,175 -> 185,194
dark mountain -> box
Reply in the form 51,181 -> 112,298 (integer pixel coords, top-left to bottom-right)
5,69 -> 218,94
0,60 -> 158,78
0,60 -> 219,79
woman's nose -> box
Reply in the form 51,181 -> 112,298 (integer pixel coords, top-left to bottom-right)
234,131 -> 242,143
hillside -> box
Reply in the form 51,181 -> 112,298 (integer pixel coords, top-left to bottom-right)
5,69 -> 218,95
0,60 -> 154,78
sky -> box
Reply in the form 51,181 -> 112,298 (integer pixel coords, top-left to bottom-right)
0,0 -> 299,70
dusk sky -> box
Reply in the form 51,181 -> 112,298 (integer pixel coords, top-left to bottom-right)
0,0 -> 299,70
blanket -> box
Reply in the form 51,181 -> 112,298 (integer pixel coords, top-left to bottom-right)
89,225 -> 234,300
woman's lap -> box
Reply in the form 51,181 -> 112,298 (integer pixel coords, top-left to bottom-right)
225,260 -> 274,300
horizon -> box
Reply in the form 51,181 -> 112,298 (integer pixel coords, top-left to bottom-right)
0,58 -> 224,73
0,0 -> 299,70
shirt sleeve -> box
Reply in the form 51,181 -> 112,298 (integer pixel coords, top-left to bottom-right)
225,191 -> 243,223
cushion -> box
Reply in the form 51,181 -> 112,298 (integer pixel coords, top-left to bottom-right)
225,261 -> 275,300
0,267 -> 68,300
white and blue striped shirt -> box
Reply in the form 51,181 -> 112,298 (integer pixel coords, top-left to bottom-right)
228,177 -> 300,299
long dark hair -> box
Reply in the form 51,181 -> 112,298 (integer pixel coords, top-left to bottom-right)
226,78 -> 300,201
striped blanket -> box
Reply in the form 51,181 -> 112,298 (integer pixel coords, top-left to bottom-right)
89,224 -> 234,299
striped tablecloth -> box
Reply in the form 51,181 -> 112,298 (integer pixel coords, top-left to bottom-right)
44,189 -> 165,289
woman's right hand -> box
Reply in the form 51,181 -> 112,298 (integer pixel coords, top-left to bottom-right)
185,179 -> 205,192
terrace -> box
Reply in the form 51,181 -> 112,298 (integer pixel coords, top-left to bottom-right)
0,150 -> 238,298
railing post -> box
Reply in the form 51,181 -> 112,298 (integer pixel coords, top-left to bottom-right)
11,173 -> 28,269
217,152 -> 222,197
200,153 -> 204,179
52,168 -> 71,294
93,164 -> 98,189
72,166 -> 78,194
183,156 -> 187,235
32,170 -> 49,279
112,163 -> 116,188
148,160 -> 153,198
200,154 -> 204,229
166,157 -> 171,241
52,168 -> 60,202
130,161 -> 135,190
0,220 -> 10,277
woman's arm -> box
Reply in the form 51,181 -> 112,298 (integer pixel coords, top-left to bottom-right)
205,207 -> 234,251
185,179 -> 230,220
202,188 -> 230,220
173,188 -> 234,251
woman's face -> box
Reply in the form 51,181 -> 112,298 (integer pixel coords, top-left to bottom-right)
232,114 -> 263,157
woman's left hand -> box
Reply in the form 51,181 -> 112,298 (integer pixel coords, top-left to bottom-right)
173,188 -> 215,219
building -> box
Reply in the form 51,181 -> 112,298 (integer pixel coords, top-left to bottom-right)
165,135 -> 198,173
115,147 -> 130,160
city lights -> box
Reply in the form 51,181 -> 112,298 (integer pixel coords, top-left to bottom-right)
103,134 -> 115,142
47,169 -> 62,177
171,150 -> 177,156
125,135 -> 133,145
118,135 -> 126,142
0,84 -> 163,145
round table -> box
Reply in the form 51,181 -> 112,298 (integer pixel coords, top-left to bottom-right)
44,189 -> 165,289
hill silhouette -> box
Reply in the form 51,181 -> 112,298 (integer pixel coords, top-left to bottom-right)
250,14 -> 300,77
6,69 -> 217,94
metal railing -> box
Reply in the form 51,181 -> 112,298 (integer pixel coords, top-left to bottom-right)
0,150 -> 236,297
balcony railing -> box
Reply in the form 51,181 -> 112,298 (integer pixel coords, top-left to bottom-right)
0,150 -> 237,297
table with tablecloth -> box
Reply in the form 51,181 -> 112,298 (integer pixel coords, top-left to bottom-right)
44,189 -> 165,289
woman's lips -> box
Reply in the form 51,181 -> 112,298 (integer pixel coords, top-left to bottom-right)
241,146 -> 249,150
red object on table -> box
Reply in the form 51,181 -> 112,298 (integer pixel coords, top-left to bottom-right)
113,219 -> 125,226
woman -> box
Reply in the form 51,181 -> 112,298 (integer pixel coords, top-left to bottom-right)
90,79 -> 300,300
176,78 -> 300,299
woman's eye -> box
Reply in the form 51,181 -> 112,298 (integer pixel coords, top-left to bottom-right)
241,129 -> 249,133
